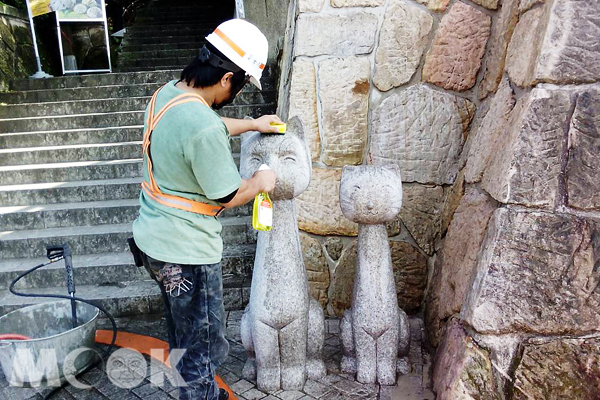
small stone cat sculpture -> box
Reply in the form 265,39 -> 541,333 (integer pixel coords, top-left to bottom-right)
239,116 -> 326,391
339,165 -> 411,385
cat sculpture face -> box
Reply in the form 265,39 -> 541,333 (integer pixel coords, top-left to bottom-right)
240,116 -> 312,201
340,165 -> 402,225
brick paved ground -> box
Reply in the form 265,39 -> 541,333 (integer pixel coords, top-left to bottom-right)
0,313 -> 434,400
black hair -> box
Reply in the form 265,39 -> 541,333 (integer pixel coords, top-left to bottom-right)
179,42 -> 247,90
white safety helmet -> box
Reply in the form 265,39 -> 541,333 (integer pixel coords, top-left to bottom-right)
206,19 -> 268,90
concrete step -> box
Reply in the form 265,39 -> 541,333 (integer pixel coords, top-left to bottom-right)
121,34 -> 205,46
121,41 -> 202,53
116,57 -> 200,69
0,198 -> 252,231
0,199 -> 139,231
0,142 -> 142,166
0,159 -> 143,185
125,22 -> 218,32
0,126 -> 143,149
0,217 -> 255,259
0,110 -> 143,133
9,70 -> 181,91
0,83 -> 162,104
0,178 -> 143,206
0,244 -> 255,290
0,279 -> 163,318
0,271 -> 251,317
0,82 -> 274,105
0,103 -> 275,132
0,127 -> 245,151
0,152 -> 245,185
118,48 -> 198,61
0,97 -> 150,118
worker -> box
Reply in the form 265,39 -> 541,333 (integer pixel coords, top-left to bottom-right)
131,19 -> 279,400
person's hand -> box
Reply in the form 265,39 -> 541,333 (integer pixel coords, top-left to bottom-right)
253,115 -> 284,133
254,169 -> 277,192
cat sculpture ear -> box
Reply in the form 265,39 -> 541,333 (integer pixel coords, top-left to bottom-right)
286,116 -> 305,142
241,116 -> 259,145
381,164 -> 401,181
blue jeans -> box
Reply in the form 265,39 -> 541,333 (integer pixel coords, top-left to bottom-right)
142,254 -> 229,400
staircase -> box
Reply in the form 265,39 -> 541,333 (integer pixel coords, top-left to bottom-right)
0,1 -> 277,317
117,0 -> 234,72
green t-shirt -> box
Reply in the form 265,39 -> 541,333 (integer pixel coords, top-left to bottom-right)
132,80 -> 242,264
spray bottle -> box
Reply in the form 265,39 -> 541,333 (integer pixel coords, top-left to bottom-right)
252,164 -> 273,231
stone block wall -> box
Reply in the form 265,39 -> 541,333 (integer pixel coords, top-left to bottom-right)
278,0 -> 600,397
0,2 -> 35,90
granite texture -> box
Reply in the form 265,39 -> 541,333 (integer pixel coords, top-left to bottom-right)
425,187 -> 497,344
288,59 -> 321,162
298,0 -> 324,12
294,12 -> 378,57
432,319 -> 499,399
534,0 -> 600,85
422,2 -> 491,91
481,88 -> 571,208
477,0 -> 519,100
513,337 -> 600,399
300,232 -> 330,309
504,7 -> 546,87
370,84 -> 475,186
398,183 -> 446,256
466,77 -> 516,183
566,87 -> 600,210
297,168 -> 359,236
373,0 -> 433,91
331,0 -> 384,6
461,207 -> 600,335
414,0 -> 450,11
318,57 -> 370,167
239,117 -> 326,391
338,166 -> 411,385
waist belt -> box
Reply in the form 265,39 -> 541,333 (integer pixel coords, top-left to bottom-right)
142,86 -> 225,217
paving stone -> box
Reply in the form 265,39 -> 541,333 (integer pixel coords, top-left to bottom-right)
242,388 -> 268,399
230,379 -> 255,394
302,379 -> 332,398
276,390 -> 305,400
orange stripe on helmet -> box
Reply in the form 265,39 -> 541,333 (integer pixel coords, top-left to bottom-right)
214,28 -> 246,58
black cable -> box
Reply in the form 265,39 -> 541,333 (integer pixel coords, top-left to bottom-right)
8,257 -> 118,400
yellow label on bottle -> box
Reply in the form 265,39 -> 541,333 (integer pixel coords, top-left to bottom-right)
253,192 -> 273,231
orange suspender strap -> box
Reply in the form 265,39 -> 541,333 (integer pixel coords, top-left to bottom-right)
142,89 -> 225,217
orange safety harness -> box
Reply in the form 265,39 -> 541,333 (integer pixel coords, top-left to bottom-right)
141,87 -> 226,217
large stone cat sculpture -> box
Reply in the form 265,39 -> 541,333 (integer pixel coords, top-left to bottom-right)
339,165 -> 411,385
239,116 -> 326,392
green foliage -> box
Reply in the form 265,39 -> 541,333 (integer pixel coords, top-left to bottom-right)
1,0 -> 27,11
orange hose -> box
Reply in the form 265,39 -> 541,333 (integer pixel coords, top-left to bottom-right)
95,330 -> 237,399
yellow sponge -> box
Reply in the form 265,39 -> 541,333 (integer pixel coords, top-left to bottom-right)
270,122 -> 286,134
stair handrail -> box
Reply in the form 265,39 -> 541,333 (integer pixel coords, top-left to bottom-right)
235,0 -> 245,18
